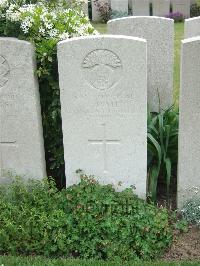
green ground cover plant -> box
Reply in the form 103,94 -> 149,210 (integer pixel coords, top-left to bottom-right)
0,176 -> 172,261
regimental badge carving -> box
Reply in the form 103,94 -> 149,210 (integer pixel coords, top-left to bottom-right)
0,55 -> 10,88
82,49 -> 122,90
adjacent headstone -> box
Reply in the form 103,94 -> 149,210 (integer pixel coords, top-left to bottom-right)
178,37 -> 200,208
172,0 -> 190,18
108,17 -> 174,112
0,38 -> 46,182
132,0 -> 150,16
152,0 -> 170,17
58,35 -> 147,198
111,0 -> 129,15
82,0 -> 88,16
185,17 -> 200,39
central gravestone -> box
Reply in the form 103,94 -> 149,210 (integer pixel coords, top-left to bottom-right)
0,38 -> 46,182
58,35 -> 147,198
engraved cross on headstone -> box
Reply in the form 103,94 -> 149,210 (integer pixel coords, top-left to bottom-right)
0,103 -> 17,178
88,123 -> 121,173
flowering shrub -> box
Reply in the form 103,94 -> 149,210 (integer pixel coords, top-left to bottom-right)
94,0 -> 111,22
166,12 -> 184,23
0,0 -> 97,186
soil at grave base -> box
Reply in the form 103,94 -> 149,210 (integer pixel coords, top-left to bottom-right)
162,226 -> 200,261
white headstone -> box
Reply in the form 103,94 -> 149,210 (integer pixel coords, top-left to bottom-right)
132,0 -> 150,16
185,17 -> 200,39
172,0 -> 190,18
178,36 -> 200,208
58,35 -> 147,198
111,0 -> 129,14
0,38 -> 46,182
108,16 -> 174,112
152,0 -> 170,17
82,0 -> 88,16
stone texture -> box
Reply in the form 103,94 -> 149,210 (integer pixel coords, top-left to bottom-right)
172,0 -> 190,18
0,38 -> 46,182
178,37 -> 200,209
108,16 -> 174,112
152,0 -> 170,17
58,35 -> 147,198
185,17 -> 200,39
82,0 -> 88,16
111,0 -> 128,14
132,0 -> 150,16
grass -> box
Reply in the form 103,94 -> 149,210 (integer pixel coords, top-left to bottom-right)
92,22 -> 184,106
0,256 -> 199,266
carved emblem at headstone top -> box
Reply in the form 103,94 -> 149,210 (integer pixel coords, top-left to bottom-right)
82,49 -> 122,90
0,55 -> 10,88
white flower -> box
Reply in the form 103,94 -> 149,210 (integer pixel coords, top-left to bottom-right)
59,32 -> 70,40
48,28 -> 59,38
39,27 -> 45,35
0,0 -> 8,9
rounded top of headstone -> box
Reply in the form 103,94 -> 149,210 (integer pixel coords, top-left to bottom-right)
107,16 -> 174,25
57,35 -> 147,48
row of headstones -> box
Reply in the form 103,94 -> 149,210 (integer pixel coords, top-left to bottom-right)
0,16 -> 200,208
91,0 -> 195,22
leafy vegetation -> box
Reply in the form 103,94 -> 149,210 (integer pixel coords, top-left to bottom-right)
0,176 -> 172,261
147,108 -> 179,202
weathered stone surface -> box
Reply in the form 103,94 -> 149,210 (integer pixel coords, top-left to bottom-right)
111,0 -> 128,14
82,0 -> 88,16
132,0 -> 150,16
172,0 -> 190,18
0,38 -> 46,182
108,16 -> 174,112
58,35 -> 147,198
152,0 -> 170,17
185,17 -> 200,39
178,37 -> 200,208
